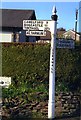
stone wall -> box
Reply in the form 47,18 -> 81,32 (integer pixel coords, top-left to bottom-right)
2,92 -> 80,118
55,92 -> 80,117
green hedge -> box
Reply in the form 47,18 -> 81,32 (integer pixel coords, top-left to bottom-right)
2,43 -> 81,99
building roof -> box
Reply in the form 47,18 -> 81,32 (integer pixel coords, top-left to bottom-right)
57,30 -> 66,36
0,9 -> 36,28
40,28 -> 66,40
63,29 -> 80,36
57,28 -> 66,37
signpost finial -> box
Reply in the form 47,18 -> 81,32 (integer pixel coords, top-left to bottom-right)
52,6 -> 57,15
51,6 -> 58,21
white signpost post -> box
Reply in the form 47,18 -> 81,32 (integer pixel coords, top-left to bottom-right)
23,6 -> 74,119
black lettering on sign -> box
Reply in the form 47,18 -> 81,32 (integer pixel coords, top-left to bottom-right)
51,71 -> 53,73
51,48 -> 54,73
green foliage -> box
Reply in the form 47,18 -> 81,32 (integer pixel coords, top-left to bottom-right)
56,48 -> 81,92
2,43 -> 49,101
2,42 -> 81,100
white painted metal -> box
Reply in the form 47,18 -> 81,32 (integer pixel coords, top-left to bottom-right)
0,77 -> 11,88
48,6 -> 57,119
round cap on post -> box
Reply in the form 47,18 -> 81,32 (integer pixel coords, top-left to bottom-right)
51,6 -> 58,21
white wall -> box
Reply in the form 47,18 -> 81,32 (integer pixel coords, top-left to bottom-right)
0,31 -> 13,42
0,31 -> 36,42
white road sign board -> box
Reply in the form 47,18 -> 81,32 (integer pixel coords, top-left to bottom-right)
26,30 -> 46,36
56,39 -> 75,49
23,20 -> 54,31
0,77 -> 11,88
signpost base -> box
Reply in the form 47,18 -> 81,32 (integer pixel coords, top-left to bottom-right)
48,101 -> 55,119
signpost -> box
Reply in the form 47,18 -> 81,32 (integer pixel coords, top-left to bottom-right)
48,6 -> 58,119
23,6 -> 75,119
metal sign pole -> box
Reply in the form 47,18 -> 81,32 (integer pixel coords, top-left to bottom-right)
48,6 -> 58,119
